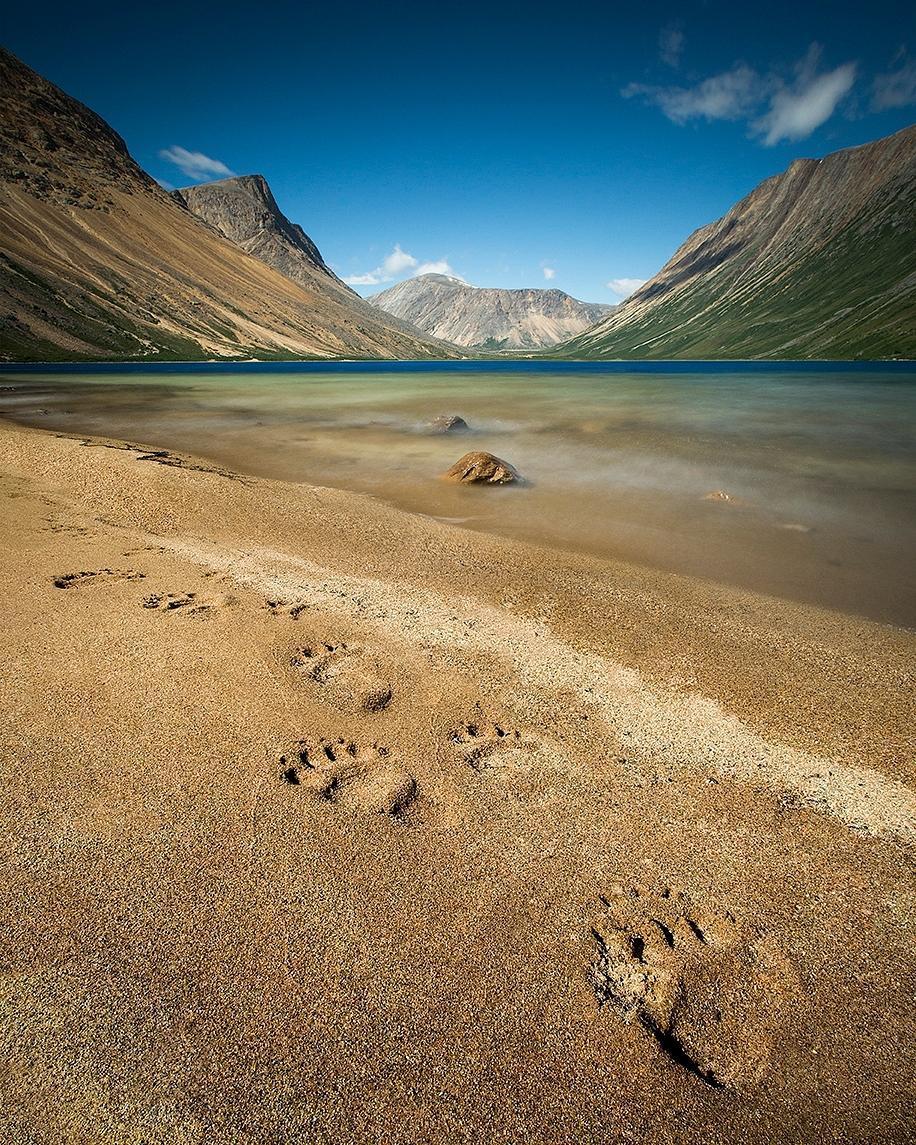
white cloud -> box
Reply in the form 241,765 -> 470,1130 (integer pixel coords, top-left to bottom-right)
343,271 -> 385,286
623,44 -> 856,146
872,53 -> 916,110
159,146 -> 235,182
415,259 -> 461,277
343,246 -> 463,287
659,22 -> 685,69
754,49 -> 857,145
607,278 -> 647,298
542,266 -> 556,280
623,65 -> 763,124
382,244 -> 418,275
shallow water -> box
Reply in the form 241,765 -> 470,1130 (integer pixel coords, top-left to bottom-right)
2,360 -> 915,627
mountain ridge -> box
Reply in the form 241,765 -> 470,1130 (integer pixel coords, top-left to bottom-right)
172,175 -> 350,296
0,47 -> 455,362
368,274 -> 615,349
557,125 -> 916,360
171,173 -> 452,350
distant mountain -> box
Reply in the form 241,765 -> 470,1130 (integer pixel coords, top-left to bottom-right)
0,48 -> 453,362
558,127 -> 916,360
367,274 -> 615,349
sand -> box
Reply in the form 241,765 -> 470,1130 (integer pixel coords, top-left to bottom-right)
1,419 -> 914,1144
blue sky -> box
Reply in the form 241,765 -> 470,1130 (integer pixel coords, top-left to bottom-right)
6,1 -> 916,302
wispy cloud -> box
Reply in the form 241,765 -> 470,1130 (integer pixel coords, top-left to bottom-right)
624,64 -> 760,124
623,44 -> 857,146
754,47 -> 856,145
343,271 -> 386,286
343,245 -> 462,287
659,22 -> 685,69
872,51 -> 916,110
155,177 -> 175,192
159,146 -> 235,182
607,277 -> 647,298
542,266 -> 556,280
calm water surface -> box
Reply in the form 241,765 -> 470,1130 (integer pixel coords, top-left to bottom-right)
2,361 -> 914,627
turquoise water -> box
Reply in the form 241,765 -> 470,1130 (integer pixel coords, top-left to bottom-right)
2,361 -> 914,626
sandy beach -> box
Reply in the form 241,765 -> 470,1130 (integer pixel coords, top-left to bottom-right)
1,418 -> 914,1143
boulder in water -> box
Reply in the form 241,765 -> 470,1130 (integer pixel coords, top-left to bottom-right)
442,451 -> 523,485
428,414 -> 470,434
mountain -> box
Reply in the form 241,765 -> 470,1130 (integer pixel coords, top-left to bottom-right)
558,127 -> 916,360
171,174 -> 443,349
173,174 -> 353,299
0,48 -> 452,362
367,274 -> 615,349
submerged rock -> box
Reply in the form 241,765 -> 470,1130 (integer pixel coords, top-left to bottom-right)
428,414 -> 470,434
702,489 -> 749,507
442,451 -> 523,485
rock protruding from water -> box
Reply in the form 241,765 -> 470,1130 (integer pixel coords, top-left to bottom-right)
442,451 -> 523,485
428,414 -> 470,434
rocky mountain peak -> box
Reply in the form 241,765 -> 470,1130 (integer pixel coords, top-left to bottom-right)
0,48 -> 456,361
368,274 -> 614,348
419,273 -> 466,287
173,173 -> 343,288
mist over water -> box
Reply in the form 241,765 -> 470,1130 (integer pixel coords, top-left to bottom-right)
2,361 -> 914,627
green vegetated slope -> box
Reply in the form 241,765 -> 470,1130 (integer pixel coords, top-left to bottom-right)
559,126 -> 916,360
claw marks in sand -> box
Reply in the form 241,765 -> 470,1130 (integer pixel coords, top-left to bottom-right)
142,591 -> 214,615
278,738 -> 417,819
52,568 -> 228,617
44,516 -> 94,537
288,641 -> 393,714
267,599 -> 310,620
451,716 -> 527,771
589,885 -> 799,1089
53,568 -> 145,589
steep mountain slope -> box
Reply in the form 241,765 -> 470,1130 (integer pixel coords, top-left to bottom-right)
368,274 -> 614,348
0,48 -> 453,361
559,126 -> 916,360
173,175 -> 353,298
172,174 -> 442,348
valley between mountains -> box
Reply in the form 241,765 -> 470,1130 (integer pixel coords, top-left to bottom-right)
1,44 -> 914,361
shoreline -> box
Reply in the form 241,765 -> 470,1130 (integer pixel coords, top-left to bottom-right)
3,361 -> 914,631
2,357 -> 914,368
1,417 -> 914,1141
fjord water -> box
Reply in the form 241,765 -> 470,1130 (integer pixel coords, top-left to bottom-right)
2,361 -> 914,627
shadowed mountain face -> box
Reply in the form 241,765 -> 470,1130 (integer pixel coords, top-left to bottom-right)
173,175 -> 352,298
559,127 -> 916,360
0,49 -> 453,362
368,274 -> 615,349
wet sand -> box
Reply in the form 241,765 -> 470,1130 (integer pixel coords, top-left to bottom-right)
1,419 -> 914,1143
